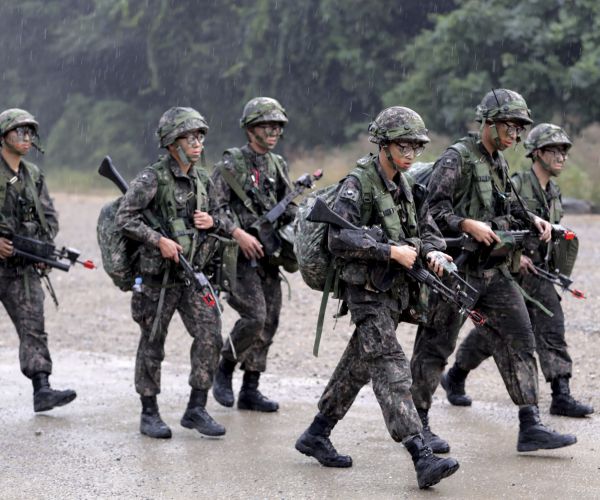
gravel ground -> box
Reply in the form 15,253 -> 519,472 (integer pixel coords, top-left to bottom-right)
0,193 -> 598,499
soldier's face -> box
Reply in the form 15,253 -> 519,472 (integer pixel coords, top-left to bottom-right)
388,142 -> 423,170
249,122 -> 282,151
175,129 -> 204,163
3,127 -> 33,156
538,147 -> 568,177
495,121 -> 525,150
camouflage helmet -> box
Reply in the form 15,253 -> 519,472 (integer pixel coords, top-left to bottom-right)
0,108 -> 39,137
475,89 -> 533,125
524,123 -> 572,158
240,97 -> 288,128
156,107 -> 209,148
368,106 -> 430,145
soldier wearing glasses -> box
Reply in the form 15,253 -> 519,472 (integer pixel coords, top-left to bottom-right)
0,108 -> 76,413
211,97 -> 296,413
116,107 -> 228,439
409,90 -> 579,455
445,123 -> 594,418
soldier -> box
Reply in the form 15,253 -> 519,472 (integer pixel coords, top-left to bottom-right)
443,123 -> 594,418
0,108 -> 76,412
295,107 -> 459,489
410,90 -> 578,454
211,97 -> 296,412
115,107 -> 228,439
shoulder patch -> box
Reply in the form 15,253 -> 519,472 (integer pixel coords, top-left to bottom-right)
339,187 -> 360,202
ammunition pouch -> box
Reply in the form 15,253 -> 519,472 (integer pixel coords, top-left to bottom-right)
552,233 -> 579,276
168,217 -> 194,257
202,234 -> 239,294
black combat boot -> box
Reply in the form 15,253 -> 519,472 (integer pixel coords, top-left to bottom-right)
517,404 -> 577,452
32,372 -> 77,412
181,389 -> 226,437
549,376 -> 594,418
140,395 -> 172,439
295,412 -> 353,468
237,371 -> 279,412
212,358 -> 236,408
404,434 -> 459,489
417,408 -> 450,454
441,365 -> 472,407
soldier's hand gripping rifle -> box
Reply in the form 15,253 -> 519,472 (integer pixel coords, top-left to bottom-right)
307,197 -> 485,325
249,169 -> 323,256
98,156 -> 220,313
532,265 -> 585,299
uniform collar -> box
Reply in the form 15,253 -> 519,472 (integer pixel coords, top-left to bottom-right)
166,154 -> 197,180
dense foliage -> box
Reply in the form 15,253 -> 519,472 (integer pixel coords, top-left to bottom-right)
1,0 -> 598,186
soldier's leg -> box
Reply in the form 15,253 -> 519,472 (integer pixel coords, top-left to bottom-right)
442,325 -> 494,406
131,286 -> 179,439
178,286 -> 226,437
214,260 -> 266,407
223,259 -> 267,363
1,269 -> 76,412
0,269 -> 52,378
524,276 -> 593,417
478,272 -> 576,451
296,300 -> 375,468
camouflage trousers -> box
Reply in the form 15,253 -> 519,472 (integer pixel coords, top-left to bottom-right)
222,258 -> 282,372
411,266 -> 539,409
455,273 -> 572,382
0,266 -> 52,378
131,280 -> 222,396
318,286 -> 422,442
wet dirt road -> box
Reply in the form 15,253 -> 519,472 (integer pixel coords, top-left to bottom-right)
0,194 -> 598,499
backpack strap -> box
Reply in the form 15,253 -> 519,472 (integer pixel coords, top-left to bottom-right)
22,162 -> 50,237
313,262 -> 337,357
219,149 -> 259,216
268,152 -> 293,191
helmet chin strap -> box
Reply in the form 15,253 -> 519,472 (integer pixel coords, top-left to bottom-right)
175,144 -> 193,168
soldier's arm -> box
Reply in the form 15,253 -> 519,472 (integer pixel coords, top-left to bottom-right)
37,172 -> 59,241
206,176 -> 232,237
327,176 -> 390,261
426,149 -> 465,235
210,156 -> 240,236
115,168 -> 162,246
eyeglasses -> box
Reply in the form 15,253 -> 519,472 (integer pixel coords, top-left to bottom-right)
498,122 -> 526,138
256,124 -> 284,137
542,148 -> 569,161
393,142 -> 425,158
11,126 -> 38,142
179,131 -> 205,146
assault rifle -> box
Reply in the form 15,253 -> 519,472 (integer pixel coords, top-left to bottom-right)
98,156 -> 220,312
307,197 -> 485,325
11,234 -> 95,272
532,265 -> 585,299
445,226 -> 576,268
249,169 -> 323,256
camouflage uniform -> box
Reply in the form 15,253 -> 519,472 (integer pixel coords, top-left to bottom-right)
211,122 -> 296,374
296,108 -> 460,489
0,154 -> 57,379
0,107 -> 76,412
318,154 -> 445,440
410,132 -> 540,411
115,153 -> 226,396
455,167 -> 571,381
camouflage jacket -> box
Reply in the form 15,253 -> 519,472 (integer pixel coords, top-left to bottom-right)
427,134 -> 530,236
115,155 -> 227,268
512,167 -> 563,265
211,144 -> 298,236
0,155 -> 58,243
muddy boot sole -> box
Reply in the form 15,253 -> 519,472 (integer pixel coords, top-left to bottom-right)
517,433 -> 577,452
34,390 -> 77,412
418,459 -> 460,489
295,437 -> 353,468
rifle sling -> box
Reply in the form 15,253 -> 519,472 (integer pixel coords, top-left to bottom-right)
219,165 -> 259,217
313,263 -> 336,357
499,265 -> 553,317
